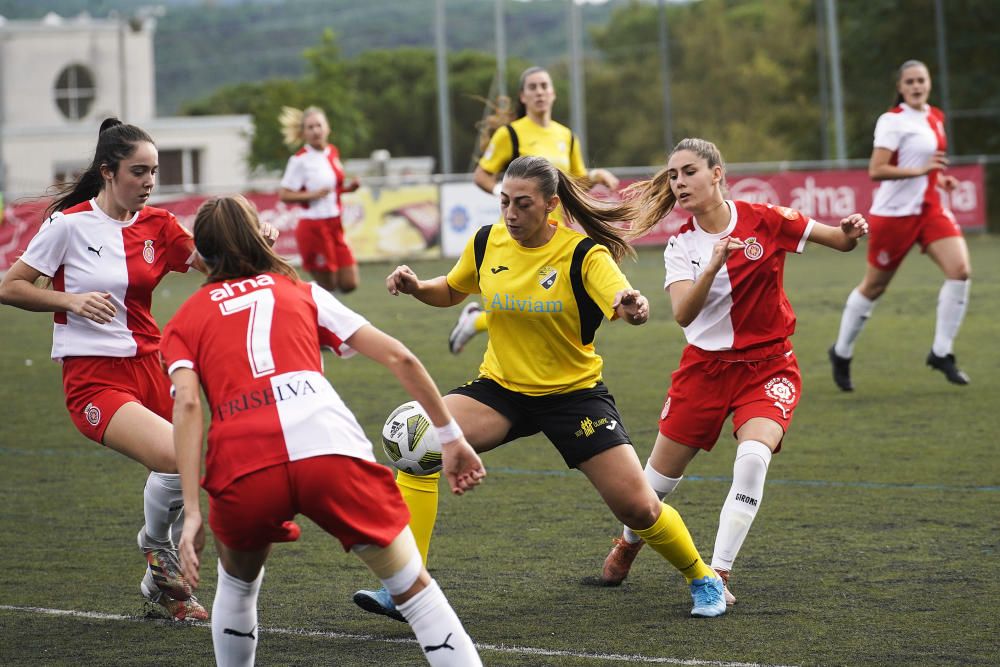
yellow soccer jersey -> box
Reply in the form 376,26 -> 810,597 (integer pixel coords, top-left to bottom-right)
478,116 -> 588,226
446,224 -> 630,395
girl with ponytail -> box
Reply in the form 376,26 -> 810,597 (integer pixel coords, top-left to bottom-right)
599,138 -> 869,610
354,155 -> 731,621
278,105 -> 361,293
0,118 -> 219,620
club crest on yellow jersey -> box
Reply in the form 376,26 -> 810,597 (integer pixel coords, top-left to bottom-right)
539,265 -> 558,289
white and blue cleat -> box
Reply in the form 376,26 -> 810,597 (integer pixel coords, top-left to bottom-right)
353,586 -> 406,623
689,574 -> 727,618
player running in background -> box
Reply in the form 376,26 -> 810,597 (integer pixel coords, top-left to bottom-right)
354,155 -> 727,622
449,66 -> 621,354
278,105 -> 361,293
599,138 -> 868,606
163,195 -> 484,666
0,118 -> 225,621
828,60 -> 971,390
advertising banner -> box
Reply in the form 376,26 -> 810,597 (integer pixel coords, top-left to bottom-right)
2,185 -> 441,272
0,165 -> 986,271
440,182 -> 501,258
628,164 -> 986,246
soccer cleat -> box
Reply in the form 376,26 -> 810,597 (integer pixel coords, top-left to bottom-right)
600,536 -> 645,586
137,528 -> 192,601
448,302 -> 483,355
926,351 -> 970,385
714,568 -> 736,606
689,574 -> 727,618
140,569 -> 208,622
827,346 -> 854,392
352,587 -> 405,623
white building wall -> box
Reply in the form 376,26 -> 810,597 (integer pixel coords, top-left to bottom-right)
147,116 -> 254,192
1,14 -> 154,128
0,12 -> 249,199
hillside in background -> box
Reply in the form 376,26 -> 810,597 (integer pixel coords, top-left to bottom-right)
0,0 -> 617,115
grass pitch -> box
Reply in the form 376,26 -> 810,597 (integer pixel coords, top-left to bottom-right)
1,236 -> 997,666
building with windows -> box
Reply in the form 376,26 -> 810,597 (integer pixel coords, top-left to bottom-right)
0,11 -> 252,199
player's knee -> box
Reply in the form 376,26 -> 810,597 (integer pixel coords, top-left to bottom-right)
948,265 -> 971,282
307,270 -> 331,290
616,497 -> 661,532
861,281 -> 887,301
337,270 -> 359,293
352,527 -> 422,595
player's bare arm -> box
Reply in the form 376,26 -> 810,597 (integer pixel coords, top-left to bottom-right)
386,266 -> 465,307
346,324 -> 486,495
169,367 -> 207,589
0,259 -> 117,322
808,214 -> 869,251
669,236 -> 745,327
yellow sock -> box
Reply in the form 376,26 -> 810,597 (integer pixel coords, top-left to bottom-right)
473,310 -> 489,332
633,503 -> 715,583
395,471 -> 440,565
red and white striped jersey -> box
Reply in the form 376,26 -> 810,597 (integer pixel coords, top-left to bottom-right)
280,144 -> 344,219
664,200 -> 814,351
161,273 -> 372,495
19,200 -> 195,360
869,104 -> 947,217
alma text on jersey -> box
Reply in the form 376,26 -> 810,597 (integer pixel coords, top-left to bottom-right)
215,377 -> 324,421
487,292 -> 563,313
209,274 -> 276,301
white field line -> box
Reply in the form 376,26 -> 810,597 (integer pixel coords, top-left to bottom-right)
0,604 -> 797,666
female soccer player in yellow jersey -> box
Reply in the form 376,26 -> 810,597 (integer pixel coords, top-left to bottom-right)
353,156 -> 727,620
449,66 -> 620,355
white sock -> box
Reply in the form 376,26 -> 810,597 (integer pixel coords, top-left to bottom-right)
212,561 -> 263,667
170,507 -> 184,548
711,440 -> 772,572
623,463 -> 682,544
932,279 -> 970,357
142,472 -> 184,548
834,288 -> 876,358
396,579 -> 481,667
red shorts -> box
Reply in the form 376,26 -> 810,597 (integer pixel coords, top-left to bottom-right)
208,455 -> 409,552
658,341 -> 801,452
62,353 -> 173,444
867,204 -> 962,271
295,216 -> 355,274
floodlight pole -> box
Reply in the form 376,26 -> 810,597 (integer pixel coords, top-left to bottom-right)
824,0 -> 847,164
657,0 -> 674,151
495,0 -> 507,97
568,0 -> 587,160
0,29 -> 6,198
933,0 -> 954,144
434,0 -> 453,174
814,0 -> 831,161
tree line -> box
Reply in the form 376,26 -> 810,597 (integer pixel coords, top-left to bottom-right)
180,1 -> 997,170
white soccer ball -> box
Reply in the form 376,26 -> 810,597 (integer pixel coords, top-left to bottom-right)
381,401 -> 442,475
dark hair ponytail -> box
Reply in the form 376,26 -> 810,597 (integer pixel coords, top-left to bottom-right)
44,117 -> 155,219
504,155 -> 634,263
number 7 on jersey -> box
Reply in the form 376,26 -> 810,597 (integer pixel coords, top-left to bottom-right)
220,289 -> 276,378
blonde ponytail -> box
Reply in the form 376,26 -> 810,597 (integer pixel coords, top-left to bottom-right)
278,105 -> 327,148
278,106 -> 305,148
